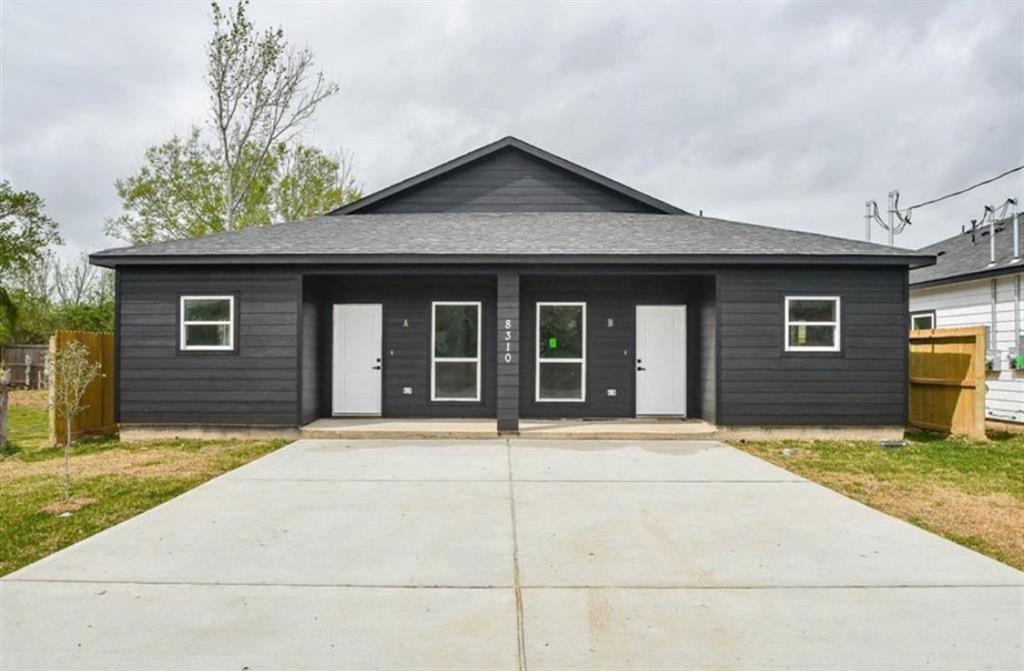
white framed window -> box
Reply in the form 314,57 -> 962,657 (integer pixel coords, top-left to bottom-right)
431,301 -> 481,401
910,311 -> 935,330
536,302 -> 586,402
180,295 -> 235,351
784,296 -> 840,352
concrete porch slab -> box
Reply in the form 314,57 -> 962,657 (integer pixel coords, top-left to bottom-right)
301,417 -> 717,440
302,417 -> 498,439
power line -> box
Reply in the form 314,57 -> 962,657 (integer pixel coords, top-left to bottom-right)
905,164 -> 1024,213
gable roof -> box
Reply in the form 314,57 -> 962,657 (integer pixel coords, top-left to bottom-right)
91,212 -> 933,268
332,136 -> 687,215
910,216 -> 1023,286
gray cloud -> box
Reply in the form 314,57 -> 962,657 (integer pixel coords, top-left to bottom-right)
1,0 -> 1021,257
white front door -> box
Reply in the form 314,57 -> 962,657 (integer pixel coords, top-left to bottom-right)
332,304 -> 383,415
636,305 -> 687,416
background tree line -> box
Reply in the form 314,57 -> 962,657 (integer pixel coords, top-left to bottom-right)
1,0 -> 358,345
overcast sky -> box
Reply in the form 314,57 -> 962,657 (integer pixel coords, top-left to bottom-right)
2,0 -> 1022,258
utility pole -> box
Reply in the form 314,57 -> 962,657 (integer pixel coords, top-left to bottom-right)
864,201 -> 872,242
887,190 -> 897,247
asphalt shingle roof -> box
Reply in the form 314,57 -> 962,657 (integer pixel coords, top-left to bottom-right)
92,213 -> 929,265
910,217 -> 1023,285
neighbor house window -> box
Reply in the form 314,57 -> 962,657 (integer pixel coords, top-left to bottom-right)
180,295 -> 235,351
536,302 -> 586,401
431,302 -> 481,401
910,311 -> 935,330
784,296 -> 840,352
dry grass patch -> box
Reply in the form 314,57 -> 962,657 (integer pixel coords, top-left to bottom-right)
0,446 -> 229,481
40,497 -> 97,515
734,432 -> 1024,569
9,389 -> 49,409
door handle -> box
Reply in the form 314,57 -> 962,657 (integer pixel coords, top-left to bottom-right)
372,365 -> 382,370
637,366 -> 646,372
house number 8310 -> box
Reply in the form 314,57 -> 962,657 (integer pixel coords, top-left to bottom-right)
503,319 -> 514,364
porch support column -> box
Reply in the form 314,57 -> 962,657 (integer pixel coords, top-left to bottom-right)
496,270 -> 520,433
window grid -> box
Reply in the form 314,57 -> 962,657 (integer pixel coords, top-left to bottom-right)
910,311 -> 936,330
784,296 -> 841,352
536,301 -> 587,402
430,301 -> 482,402
179,295 -> 235,351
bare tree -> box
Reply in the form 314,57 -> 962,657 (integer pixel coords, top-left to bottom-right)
46,341 -> 102,501
52,254 -> 112,309
207,0 -> 339,230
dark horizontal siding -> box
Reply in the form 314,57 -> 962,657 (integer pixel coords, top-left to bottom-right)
715,266 -> 908,426
696,282 -> 717,422
301,297 -> 319,424
308,275 -> 497,418
518,275 -> 712,419
359,147 -> 659,214
117,267 -> 300,426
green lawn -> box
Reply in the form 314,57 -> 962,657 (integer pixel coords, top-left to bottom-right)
732,431 -> 1024,569
0,391 -> 287,576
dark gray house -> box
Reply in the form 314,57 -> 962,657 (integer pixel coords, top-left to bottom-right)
91,136 -> 934,436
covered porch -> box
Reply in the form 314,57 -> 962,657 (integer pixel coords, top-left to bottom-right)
300,267 -> 718,433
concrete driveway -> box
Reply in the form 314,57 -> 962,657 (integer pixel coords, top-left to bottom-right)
2,439 -> 1021,670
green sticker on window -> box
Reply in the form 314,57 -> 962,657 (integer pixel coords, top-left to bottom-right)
548,337 -> 558,349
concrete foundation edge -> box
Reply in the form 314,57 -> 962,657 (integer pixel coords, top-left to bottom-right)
986,419 -> 1024,435
120,424 -> 301,442
120,423 -> 908,442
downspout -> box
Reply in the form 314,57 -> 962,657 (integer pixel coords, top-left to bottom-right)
990,279 -> 998,352
1016,273 -> 1022,358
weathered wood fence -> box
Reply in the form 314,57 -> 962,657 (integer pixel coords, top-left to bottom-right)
908,326 -> 987,439
0,343 -> 48,389
49,330 -> 116,444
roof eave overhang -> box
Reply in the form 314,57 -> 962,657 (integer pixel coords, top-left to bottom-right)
90,252 -> 935,269
910,262 -> 1024,289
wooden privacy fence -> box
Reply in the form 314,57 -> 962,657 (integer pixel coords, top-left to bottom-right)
0,344 -> 48,389
49,330 -> 116,444
908,326 -> 986,439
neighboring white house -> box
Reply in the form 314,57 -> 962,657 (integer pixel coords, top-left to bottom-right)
909,214 -> 1023,426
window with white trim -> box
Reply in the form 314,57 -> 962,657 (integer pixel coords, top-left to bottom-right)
180,295 -> 235,351
431,302 -> 481,401
784,296 -> 840,352
536,302 -> 586,401
910,311 -> 935,330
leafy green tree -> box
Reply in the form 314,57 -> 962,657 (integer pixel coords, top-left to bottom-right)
107,1 -> 359,245
0,253 -> 114,344
107,129 -> 224,244
0,181 -> 62,343
275,145 -> 361,223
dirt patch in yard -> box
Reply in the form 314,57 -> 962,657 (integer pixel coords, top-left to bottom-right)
40,497 -> 97,515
